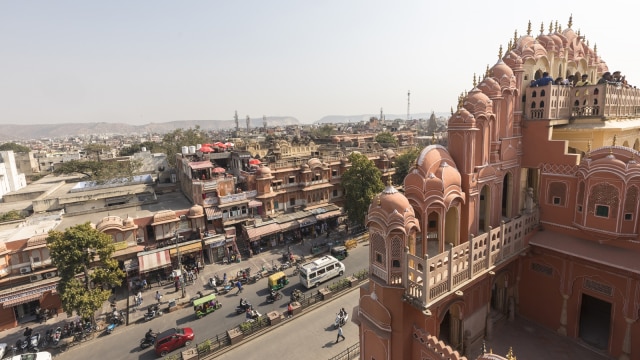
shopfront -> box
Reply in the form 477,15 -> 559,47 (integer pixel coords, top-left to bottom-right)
169,239 -> 203,271
137,249 -> 173,286
299,216 -> 317,238
203,234 -> 226,264
0,283 -> 61,330
245,222 -> 281,254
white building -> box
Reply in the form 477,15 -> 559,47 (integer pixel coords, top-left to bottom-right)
0,151 -> 27,201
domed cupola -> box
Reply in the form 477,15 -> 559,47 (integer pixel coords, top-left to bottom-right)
257,164 -> 272,179
490,59 -> 517,90
463,87 -> 492,116
188,204 -> 204,218
478,76 -> 501,98
448,106 -> 476,129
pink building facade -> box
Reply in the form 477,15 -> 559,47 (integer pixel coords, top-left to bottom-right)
358,17 -> 639,360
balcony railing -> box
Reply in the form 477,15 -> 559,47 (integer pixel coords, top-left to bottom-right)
403,210 -> 539,308
524,83 -> 640,120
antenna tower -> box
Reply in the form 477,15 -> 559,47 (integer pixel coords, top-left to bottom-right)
234,111 -> 239,132
263,115 -> 267,130
407,90 -> 411,121
246,115 -> 250,133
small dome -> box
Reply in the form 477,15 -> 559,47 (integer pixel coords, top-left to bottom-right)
491,59 -> 514,80
308,158 -> 322,169
123,216 -> 135,227
464,87 -> 492,115
26,234 -> 48,249
372,182 -> 412,216
448,107 -> 476,128
383,149 -> 396,159
188,204 -> 204,218
96,216 -> 124,232
257,165 -> 272,178
478,77 -> 501,98
153,210 -> 177,224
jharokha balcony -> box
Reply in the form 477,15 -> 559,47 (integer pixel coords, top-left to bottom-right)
524,83 -> 640,121
399,211 -> 539,309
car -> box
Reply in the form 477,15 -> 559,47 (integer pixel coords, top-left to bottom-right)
9,352 -> 53,360
154,327 -> 194,357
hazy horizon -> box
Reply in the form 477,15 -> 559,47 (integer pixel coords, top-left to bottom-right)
2,1 -> 639,126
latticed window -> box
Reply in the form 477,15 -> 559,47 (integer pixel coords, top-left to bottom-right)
371,232 -> 386,268
391,236 -> 403,268
548,182 -> 567,206
624,186 -> 638,216
588,183 -> 619,218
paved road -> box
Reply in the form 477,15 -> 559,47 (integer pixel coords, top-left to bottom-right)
215,289 -> 360,360
50,243 -> 368,359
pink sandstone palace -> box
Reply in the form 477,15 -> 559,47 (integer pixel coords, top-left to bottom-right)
357,17 -> 639,360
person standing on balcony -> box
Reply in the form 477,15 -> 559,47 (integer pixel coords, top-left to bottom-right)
576,74 -> 590,86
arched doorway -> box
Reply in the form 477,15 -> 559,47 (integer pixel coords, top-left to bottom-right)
501,173 -> 513,218
444,207 -> 459,246
479,185 -> 491,233
439,303 -> 464,352
490,272 -> 509,314
427,211 -> 439,255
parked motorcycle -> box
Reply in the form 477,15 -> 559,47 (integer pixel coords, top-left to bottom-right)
16,332 -> 40,353
144,304 -> 163,321
106,311 -> 125,334
235,299 -> 252,314
266,290 -> 282,303
52,327 -> 62,347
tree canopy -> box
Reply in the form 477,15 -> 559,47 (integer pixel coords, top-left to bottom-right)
160,126 -> 210,168
47,222 -> 125,321
53,159 -> 141,183
393,147 -> 421,184
119,141 -> 160,156
0,142 -> 30,153
375,132 -> 398,146
83,143 -> 112,159
341,152 -> 384,227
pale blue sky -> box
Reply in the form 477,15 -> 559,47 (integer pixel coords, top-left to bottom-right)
1,1 -> 638,125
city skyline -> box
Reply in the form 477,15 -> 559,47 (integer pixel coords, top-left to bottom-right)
1,1 -> 638,126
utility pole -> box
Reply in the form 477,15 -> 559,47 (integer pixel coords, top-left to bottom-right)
175,231 -> 185,299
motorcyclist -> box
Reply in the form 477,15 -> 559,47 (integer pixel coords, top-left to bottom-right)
23,327 -> 32,338
145,329 -> 156,342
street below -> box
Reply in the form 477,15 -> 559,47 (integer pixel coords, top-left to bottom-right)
52,242 -> 369,359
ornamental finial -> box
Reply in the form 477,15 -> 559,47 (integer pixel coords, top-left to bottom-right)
568,14 -> 573,29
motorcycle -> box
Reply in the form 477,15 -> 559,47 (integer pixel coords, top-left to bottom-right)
16,332 -> 40,353
52,327 -> 62,347
144,304 -> 163,321
266,291 -> 282,303
334,312 -> 348,329
106,311 -> 125,334
140,334 -> 157,350
235,300 -> 252,314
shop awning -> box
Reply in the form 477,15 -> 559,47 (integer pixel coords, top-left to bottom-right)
246,223 -> 281,241
1,283 -> 58,309
169,241 -> 203,256
204,236 -> 227,248
112,245 -> 144,259
299,216 -> 317,227
189,161 -> 214,170
279,220 -> 300,232
205,207 -> 222,220
248,200 -> 262,208
138,250 -> 172,273
315,209 -> 342,221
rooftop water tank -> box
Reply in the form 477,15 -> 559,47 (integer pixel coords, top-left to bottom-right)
188,146 -> 196,154
181,146 -> 189,155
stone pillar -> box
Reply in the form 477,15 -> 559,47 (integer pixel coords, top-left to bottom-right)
557,294 -> 568,336
618,317 -> 634,360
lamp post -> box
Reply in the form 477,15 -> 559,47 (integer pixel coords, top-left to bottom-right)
175,231 -> 185,299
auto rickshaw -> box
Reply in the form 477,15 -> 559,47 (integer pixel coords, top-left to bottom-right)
330,245 -> 348,260
267,271 -> 289,291
193,293 -> 222,319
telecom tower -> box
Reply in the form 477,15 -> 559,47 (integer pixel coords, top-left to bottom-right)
234,111 -> 239,133
246,115 -> 250,133
407,90 -> 411,121
263,115 -> 267,130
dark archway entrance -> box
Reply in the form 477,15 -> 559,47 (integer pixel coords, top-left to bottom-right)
578,293 -> 611,350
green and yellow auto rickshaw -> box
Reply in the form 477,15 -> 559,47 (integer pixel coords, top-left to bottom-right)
267,271 -> 289,291
330,245 -> 348,260
193,293 -> 222,319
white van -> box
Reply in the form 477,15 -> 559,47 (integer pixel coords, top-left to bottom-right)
298,255 -> 345,288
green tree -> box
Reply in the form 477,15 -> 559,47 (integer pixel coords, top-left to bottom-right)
47,222 -> 125,322
341,152 -> 384,227
0,142 -> 30,153
119,141 -> 158,156
83,143 -> 112,159
53,159 -> 141,183
160,126 -> 210,168
375,132 -> 398,146
393,147 -> 421,184
0,210 -> 25,222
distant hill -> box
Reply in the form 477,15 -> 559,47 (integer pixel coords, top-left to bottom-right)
0,117 -> 300,140
315,112 -> 450,124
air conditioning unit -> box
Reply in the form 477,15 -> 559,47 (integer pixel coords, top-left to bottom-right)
20,267 -> 31,275
45,271 -> 56,279
137,238 -> 145,244
30,274 -> 43,283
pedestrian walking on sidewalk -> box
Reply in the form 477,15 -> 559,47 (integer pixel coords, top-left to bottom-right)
336,325 -> 345,343
155,291 -> 162,304
235,281 -> 243,294
156,273 -> 162,286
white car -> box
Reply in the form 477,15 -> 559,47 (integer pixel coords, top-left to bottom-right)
0,343 -> 5,359
10,352 -> 53,360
